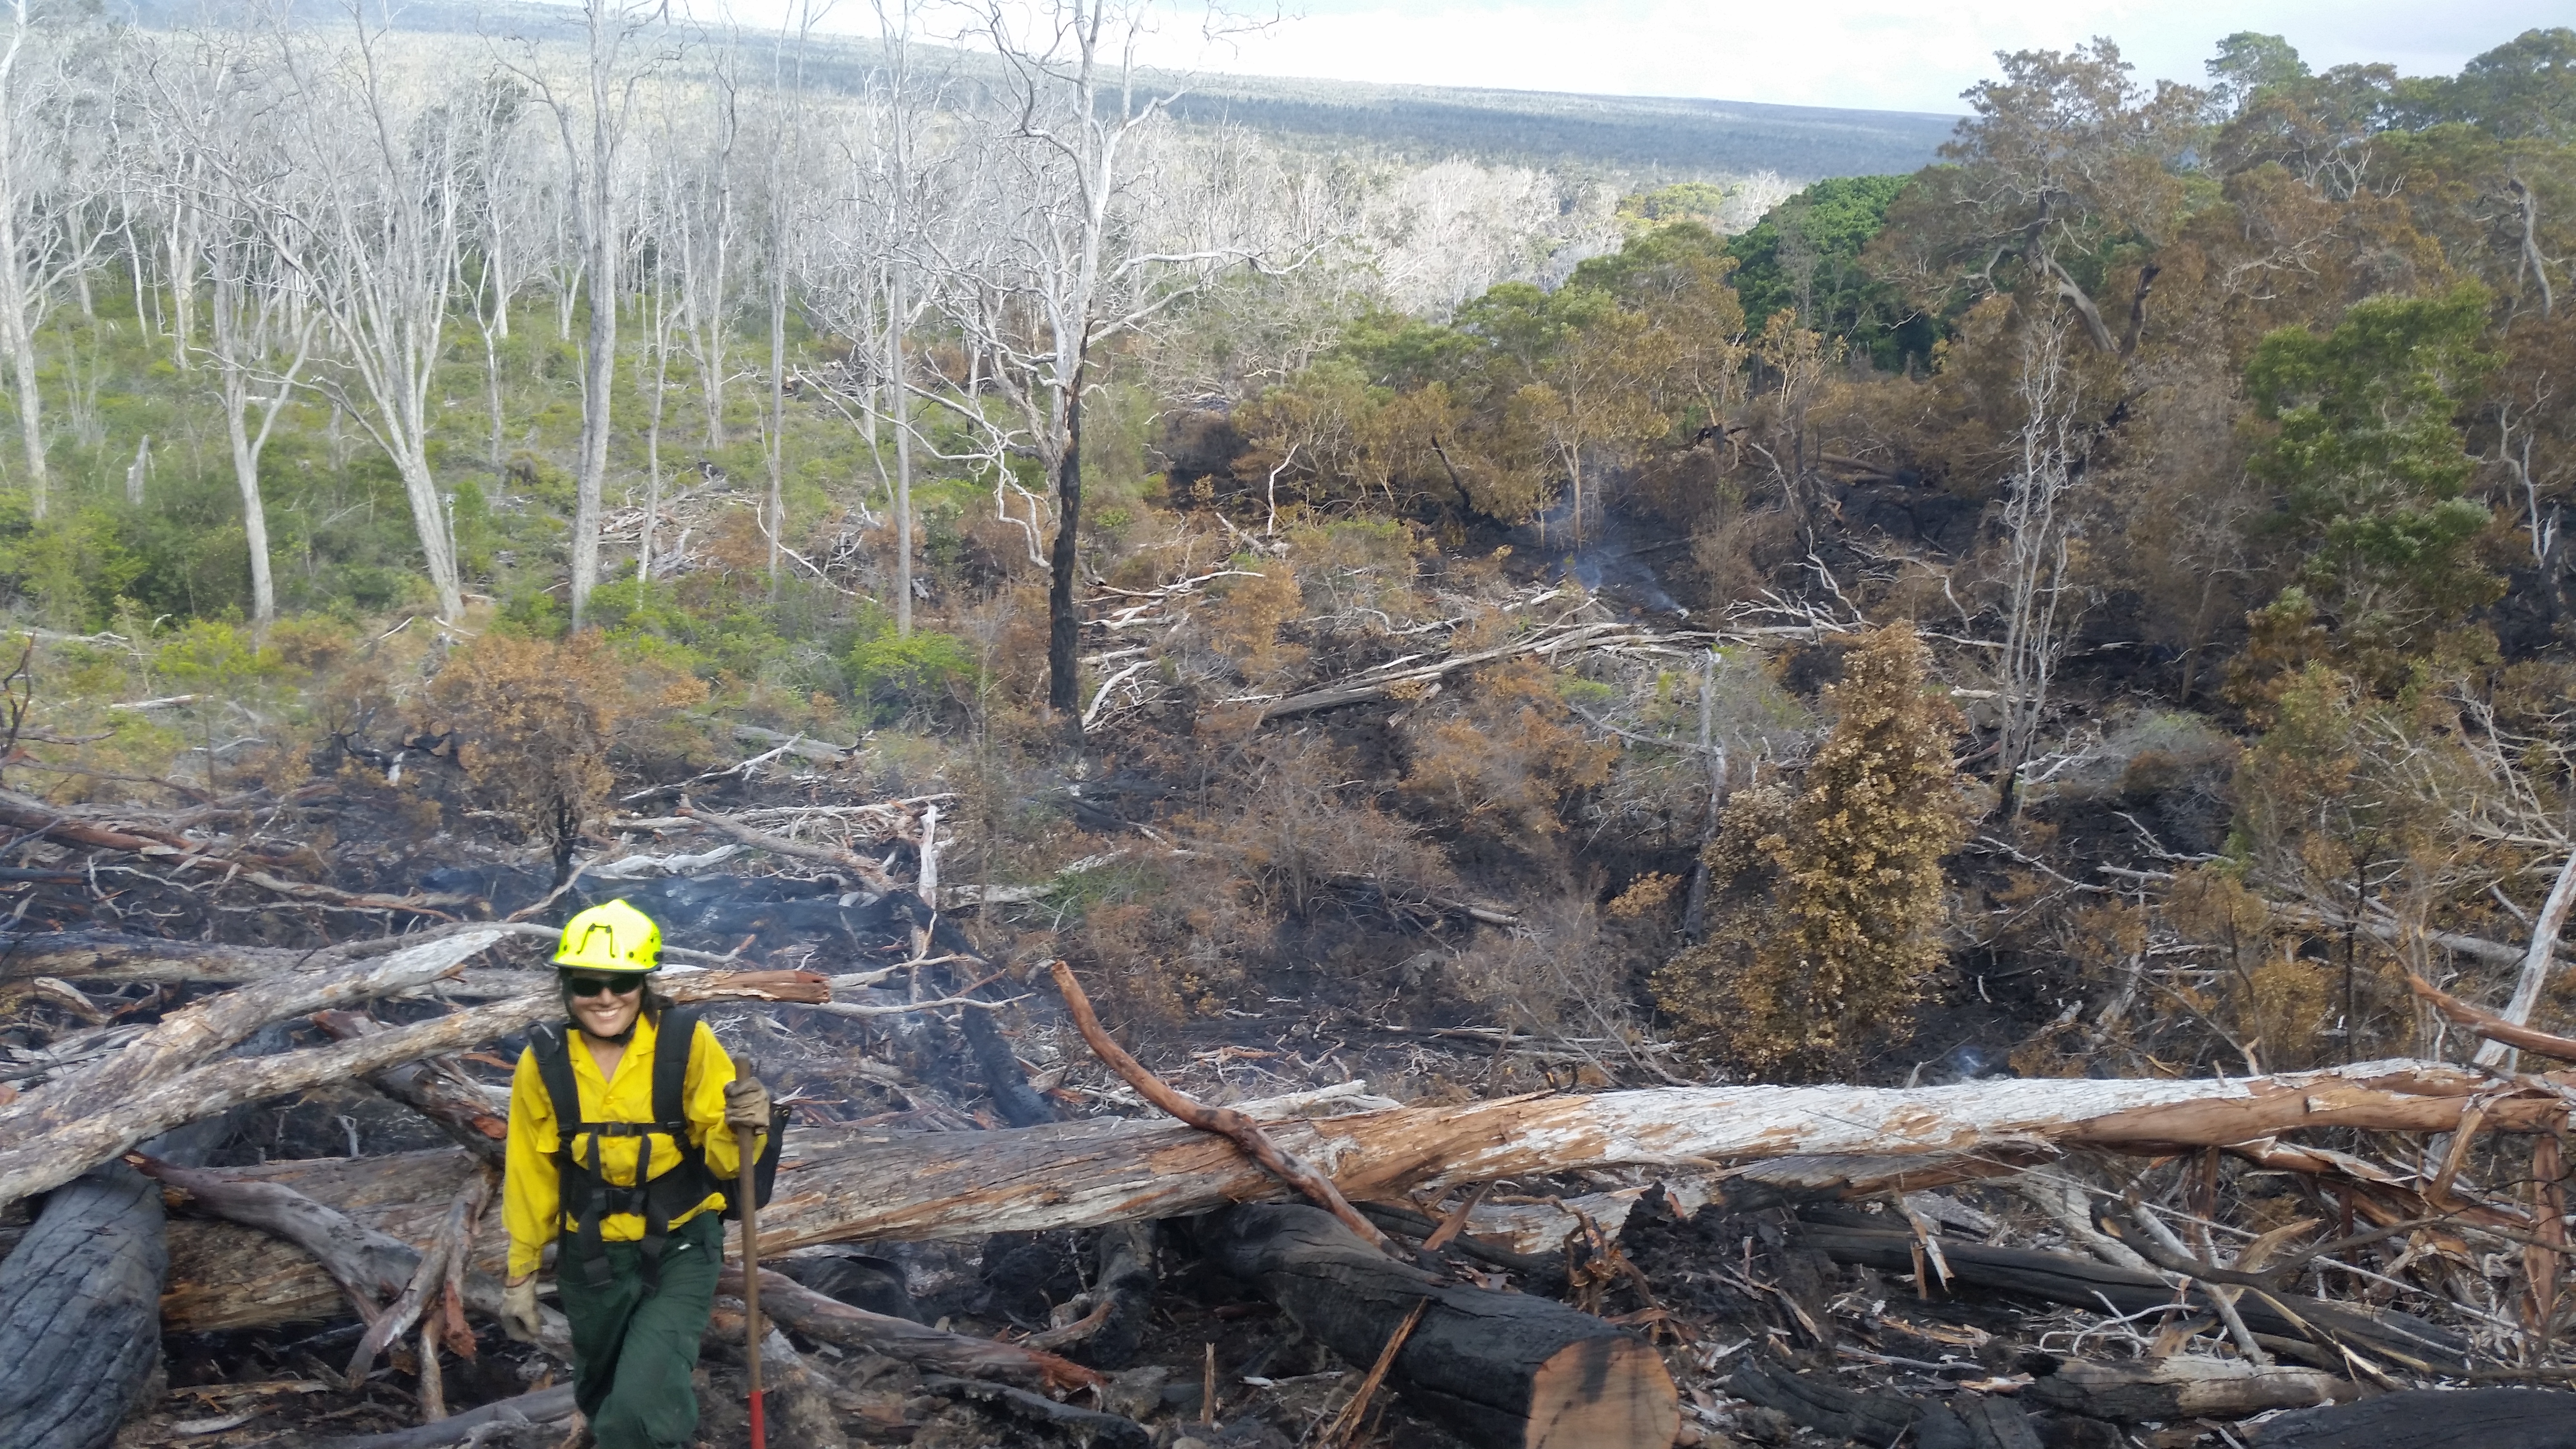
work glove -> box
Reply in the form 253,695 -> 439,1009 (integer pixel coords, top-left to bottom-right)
499,1276 -> 542,1344
724,1074 -> 772,1130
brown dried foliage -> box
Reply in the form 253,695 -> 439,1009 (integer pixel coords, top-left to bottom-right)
1655,624 -> 1974,1077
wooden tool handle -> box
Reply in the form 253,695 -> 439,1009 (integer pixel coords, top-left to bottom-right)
736,1056 -> 765,1449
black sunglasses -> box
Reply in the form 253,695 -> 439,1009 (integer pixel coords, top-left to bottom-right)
562,974 -> 646,998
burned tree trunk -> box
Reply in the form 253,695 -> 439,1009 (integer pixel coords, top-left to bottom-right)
2252,1387 -> 2576,1448
1198,1203 -> 1679,1449
0,1161 -> 170,1449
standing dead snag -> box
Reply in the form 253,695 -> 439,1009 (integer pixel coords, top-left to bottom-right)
1050,959 -> 1398,1254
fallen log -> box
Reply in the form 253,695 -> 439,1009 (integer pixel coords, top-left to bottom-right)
918,1376 -> 1150,1447
137,1155 -> 573,1360
0,1161 -> 169,1449
0,968 -> 824,1206
2023,1356 -> 2357,1421
0,787 -> 479,916
0,929 -> 309,985
1727,1356 -> 2041,1449
718,1265 -> 1102,1395
0,928 -> 506,1162
308,1384 -> 578,1449
2410,971 -> 2576,1063
1794,1216 -> 2466,1368
156,1059 -> 2564,1334
1197,1202 -> 1678,1449
2251,1387 -> 2576,1448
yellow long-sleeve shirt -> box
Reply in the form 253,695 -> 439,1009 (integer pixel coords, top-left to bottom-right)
502,1011 -> 763,1277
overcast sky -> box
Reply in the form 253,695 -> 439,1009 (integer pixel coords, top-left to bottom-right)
1188,0 -> 2561,113
712,0 -> 2566,116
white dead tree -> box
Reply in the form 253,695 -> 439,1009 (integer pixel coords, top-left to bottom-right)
750,8 -> 820,600
503,0 -> 670,630
629,145 -> 674,582
929,0 -> 1301,716
169,28 -> 318,627
1994,313 -> 2090,816
0,0 -> 107,517
670,35 -> 740,451
131,39 -> 219,372
264,9 -> 481,623
463,85 -> 544,476
800,0 -> 942,633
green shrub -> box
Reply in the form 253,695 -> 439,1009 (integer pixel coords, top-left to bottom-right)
848,628 -> 972,723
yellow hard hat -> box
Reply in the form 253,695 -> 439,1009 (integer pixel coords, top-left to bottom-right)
554,899 -> 662,974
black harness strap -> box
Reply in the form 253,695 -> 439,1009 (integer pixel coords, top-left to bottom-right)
531,1009 -> 716,1294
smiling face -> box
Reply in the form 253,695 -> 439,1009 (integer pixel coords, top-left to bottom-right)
563,972 -> 647,1042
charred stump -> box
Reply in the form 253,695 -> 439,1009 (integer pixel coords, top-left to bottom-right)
1197,1202 -> 1678,1449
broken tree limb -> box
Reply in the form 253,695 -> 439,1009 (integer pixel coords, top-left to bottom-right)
1793,1215 -> 2466,1369
2477,851 -> 2576,1070
0,787 -> 478,916
310,1385 -> 579,1449
0,928 -> 507,1180
719,1265 -> 1102,1395
346,1172 -> 489,1383
311,1011 -> 509,1164
157,1059 -> 2574,1333
0,968 -> 823,1208
2022,1356 -> 2356,1421
917,1376 -> 1150,1447
2411,971 -> 2576,1062
1249,621 -> 1696,723
137,1154 -> 574,1359
1050,959 -> 1398,1253
1198,1202 -> 1679,1449
677,797 -> 898,892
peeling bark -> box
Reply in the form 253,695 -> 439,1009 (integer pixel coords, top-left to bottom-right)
148,1059 -> 2555,1334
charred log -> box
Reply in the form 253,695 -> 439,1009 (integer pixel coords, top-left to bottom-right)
310,1012 -> 509,1164
1728,1355 -> 2044,1449
1794,1215 -> 2467,1369
1080,1220 -> 1157,1369
918,1375 -> 1151,1447
2250,1387 -> 2576,1448
1197,1202 -> 1679,1449
0,1161 -> 169,1449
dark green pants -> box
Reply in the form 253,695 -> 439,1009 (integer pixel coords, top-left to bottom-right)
556,1210 -> 721,1449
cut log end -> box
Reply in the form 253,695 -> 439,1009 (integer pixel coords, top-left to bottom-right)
1521,1335 -> 1680,1449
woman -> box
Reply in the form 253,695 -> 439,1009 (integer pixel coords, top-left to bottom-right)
497,899 -> 770,1449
